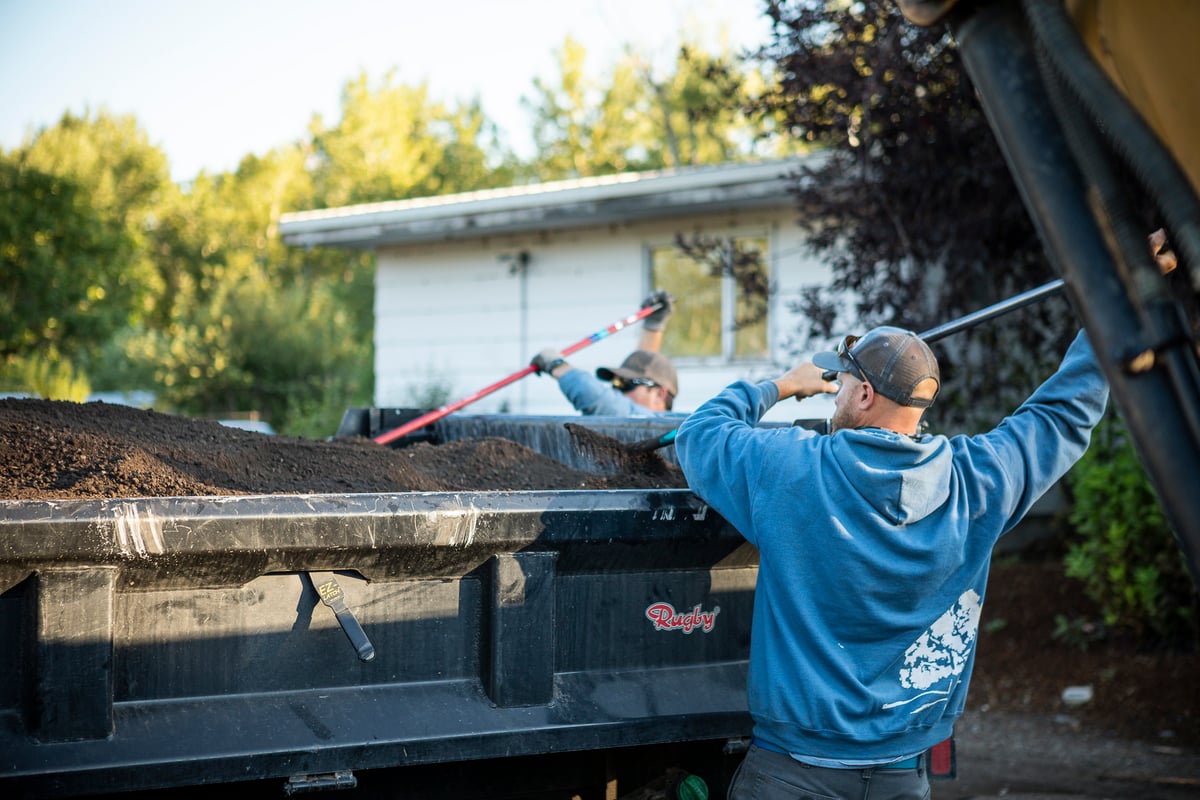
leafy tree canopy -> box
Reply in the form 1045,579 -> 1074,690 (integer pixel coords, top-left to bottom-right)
526,35 -> 803,181
307,70 -> 515,207
20,109 -> 171,224
0,153 -> 140,365
115,143 -> 376,431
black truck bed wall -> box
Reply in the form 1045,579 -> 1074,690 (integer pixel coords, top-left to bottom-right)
0,412 -> 798,798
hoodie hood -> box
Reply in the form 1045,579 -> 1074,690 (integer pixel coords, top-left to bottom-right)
828,428 -> 953,524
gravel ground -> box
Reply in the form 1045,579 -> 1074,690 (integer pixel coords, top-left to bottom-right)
937,709 -> 1200,800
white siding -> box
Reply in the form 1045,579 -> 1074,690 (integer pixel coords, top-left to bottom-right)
374,207 -> 835,424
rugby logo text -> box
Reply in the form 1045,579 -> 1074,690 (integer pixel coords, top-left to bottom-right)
644,601 -> 720,634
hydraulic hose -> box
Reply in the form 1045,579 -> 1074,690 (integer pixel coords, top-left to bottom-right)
1025,0 -> 1200,446
949,0 -> 1200,586
1021,0 -> 1200,293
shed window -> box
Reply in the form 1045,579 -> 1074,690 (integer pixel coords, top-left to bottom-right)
650,237 -> 768,360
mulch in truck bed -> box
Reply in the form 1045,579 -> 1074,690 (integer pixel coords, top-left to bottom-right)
0,398 -> 686,500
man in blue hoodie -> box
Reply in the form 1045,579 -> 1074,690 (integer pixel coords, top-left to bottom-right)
676,325 -> 1109,800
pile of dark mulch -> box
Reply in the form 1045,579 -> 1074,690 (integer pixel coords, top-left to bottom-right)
0,398 -> 686,500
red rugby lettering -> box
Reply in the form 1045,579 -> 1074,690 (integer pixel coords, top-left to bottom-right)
644,601 -> 720,633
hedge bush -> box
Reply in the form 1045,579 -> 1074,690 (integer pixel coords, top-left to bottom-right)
1064,410 -> 1198,646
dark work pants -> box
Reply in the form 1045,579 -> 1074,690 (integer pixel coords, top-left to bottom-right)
728,743 -> 930,800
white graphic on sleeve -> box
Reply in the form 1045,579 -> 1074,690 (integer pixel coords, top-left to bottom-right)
883,589 -> 982,714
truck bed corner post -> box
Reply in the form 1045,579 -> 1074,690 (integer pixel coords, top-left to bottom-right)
484,552 -> 557,707
29,567 -> 117,742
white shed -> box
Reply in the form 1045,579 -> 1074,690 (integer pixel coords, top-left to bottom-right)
279,157 -> 836,424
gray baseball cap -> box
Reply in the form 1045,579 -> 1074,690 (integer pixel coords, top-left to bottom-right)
597,350 -> 678,398
812,326 -> 940,408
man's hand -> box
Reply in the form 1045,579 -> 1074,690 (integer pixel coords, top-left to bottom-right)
531,348 -> 567,376
1149,228 -> 1178,275
774,362 -> 839,401
641,290 -> 676,331
772,362 -> 840,400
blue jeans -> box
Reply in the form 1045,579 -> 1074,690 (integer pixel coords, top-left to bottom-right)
728,743 -> 930,800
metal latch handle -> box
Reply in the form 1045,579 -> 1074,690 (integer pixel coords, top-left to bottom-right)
308,571 -> 375,662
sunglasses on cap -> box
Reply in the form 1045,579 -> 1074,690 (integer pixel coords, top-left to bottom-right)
616,376 -> 659,392
821,334 -> 868,383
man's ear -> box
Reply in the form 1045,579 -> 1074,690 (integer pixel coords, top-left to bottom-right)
857,380 -> 875,408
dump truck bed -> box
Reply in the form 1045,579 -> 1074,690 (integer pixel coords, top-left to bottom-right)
0,412 -> 781,798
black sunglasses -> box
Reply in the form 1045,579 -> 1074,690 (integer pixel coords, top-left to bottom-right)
617,377 -> 659,392
822,334 -> 868,383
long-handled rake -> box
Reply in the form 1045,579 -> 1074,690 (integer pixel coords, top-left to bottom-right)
374,301 -> 666,446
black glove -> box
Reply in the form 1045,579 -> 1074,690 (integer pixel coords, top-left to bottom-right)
641,290 -> 675,331
531,348 -> 567,375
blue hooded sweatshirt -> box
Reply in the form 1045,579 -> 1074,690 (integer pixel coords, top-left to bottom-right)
675,330 -> 1108,763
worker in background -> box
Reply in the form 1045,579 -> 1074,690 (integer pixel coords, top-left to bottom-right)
531,290 -> 681,416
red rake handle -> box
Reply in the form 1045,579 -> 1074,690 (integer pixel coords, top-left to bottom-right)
373,302 -> 663,445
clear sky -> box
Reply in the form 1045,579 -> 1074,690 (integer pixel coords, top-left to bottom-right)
0,0 -> 774,182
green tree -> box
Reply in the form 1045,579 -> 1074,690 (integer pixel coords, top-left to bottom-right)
526,36 -> 795,181
19,109 -> 169,318
123,267 -> 370,438
639,44 -> 769,167
116,143 -> 374,434
2,110 -> 176,397
0,154 -> 139,378
527,37 -> 598,179
20,109 -> 169,211
308,70 -> 514,208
